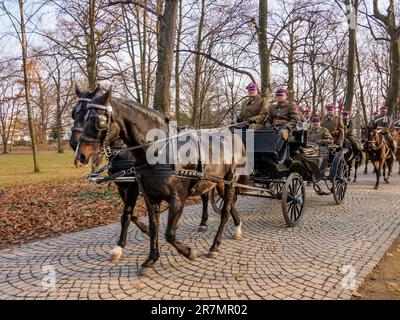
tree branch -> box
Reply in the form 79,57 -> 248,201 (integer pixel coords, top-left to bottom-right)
175,49 -> 256,83
108,1 -> 160,17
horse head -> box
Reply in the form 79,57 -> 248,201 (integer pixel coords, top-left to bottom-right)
366,125 -> 381,151
75,88 -> 120,166
69,84 -> 101,152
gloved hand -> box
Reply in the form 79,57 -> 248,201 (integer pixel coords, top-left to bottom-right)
279,128 -> 290,141
248,117 -> 256,124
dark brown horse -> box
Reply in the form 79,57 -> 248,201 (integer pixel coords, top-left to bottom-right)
69,86 -> 220,261
75,89 -> 245,275
389,128 -> 400,175
361,126 -> 370,174
366,126 -> 395,189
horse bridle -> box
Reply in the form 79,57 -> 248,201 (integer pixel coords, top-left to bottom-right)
71,98 -> 92,134
79,103 -> 114,152
367,128 -> 385,151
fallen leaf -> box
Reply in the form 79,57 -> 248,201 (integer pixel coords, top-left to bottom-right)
352,291 -> 362,298
386,282 -> 398,291
234,272 -> 245,278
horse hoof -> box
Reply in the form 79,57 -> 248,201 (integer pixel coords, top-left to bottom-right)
233,233 -> 242,240
374,185 -> 379,190
207,251 -> 219,258
188,248 -> 198,260
138,266 -> 155,277
110,246 -> 123,261
197,225 -> 207,233
353,179 -> 357,183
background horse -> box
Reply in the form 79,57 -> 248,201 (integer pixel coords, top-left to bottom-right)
76,89 -> 246,275
389,128 -> 400,175
366,126 -> 394,189
361,126 -> 370,174
343,138 -> 363,182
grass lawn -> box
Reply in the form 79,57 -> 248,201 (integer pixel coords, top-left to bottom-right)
0,151 -> 89,188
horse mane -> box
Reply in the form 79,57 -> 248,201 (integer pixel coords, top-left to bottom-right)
91,93 -> 168,128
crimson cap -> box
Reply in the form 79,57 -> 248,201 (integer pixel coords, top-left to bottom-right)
275,88 -> 288,96
246,83 -> 259,91
311,115 -> 321,122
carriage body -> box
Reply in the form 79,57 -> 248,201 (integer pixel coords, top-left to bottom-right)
214,126 -> 348,226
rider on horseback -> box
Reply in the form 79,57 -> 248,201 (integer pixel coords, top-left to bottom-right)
391,111 -> 400,131
374,106 -> 396,154
237,83 -> 268,129
321,104 -> 345,148
342,111 -> 361,160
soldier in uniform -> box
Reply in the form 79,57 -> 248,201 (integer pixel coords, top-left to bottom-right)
308,115 -> 334,145
368,111 -> 380,127
299,108 -> 311,130
391,111 -> 400,131
374,106 -> 396,153
237,83 -> 268,129
264,88 -> 299,139
321,104 -> 345,147
342,111 -> 361,158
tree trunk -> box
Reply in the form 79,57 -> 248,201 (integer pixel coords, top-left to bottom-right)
122,5 -> 142,102
386,37 -> 400,113
153,0 -> 179,115
175,0 -> 183,125
55,59 -> 64,153
373,0 -> 400,115
18,0 -> 39,172
355,43 -> 368,126
343,0 -> 359,112
191,0 -> 206,127
258,0 -> 270,102
87,0 -> 97,90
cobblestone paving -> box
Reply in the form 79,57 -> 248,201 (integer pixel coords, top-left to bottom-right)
1,170 -> 400,300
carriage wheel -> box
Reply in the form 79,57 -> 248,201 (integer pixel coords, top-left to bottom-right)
282,173 -> 306,227
332,157 -> 348,204
209,186 -> 224,214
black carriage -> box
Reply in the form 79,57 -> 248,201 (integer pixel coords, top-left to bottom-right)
210,125 -> 349,227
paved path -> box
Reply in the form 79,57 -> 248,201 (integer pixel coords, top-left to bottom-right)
1,170 -> 400,300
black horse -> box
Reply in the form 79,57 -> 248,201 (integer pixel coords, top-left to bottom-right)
76,89 -> 245,275
343,138 -> 363,182
70,86 -> 224,261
